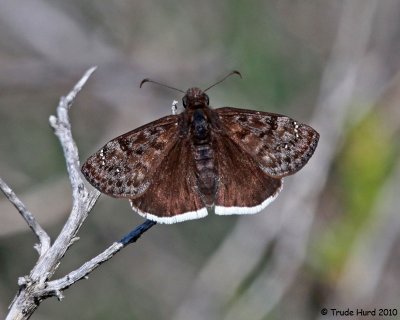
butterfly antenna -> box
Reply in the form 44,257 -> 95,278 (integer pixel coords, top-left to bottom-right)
140,78 -> 185,93
204,70 -> 242,92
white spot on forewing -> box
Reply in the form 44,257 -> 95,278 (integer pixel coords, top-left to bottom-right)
143,130 -> 151,138
136,171 -> 145,181
130,201 -> 208,224
293,121 -> 300,139
99,149 -> 106,161
215,181 -> 283,215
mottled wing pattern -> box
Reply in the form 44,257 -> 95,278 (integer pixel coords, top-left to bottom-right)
216,107 -> 319,178
214,134 -> 282,214
81,115 -> 179,198
129,137 -> 207,224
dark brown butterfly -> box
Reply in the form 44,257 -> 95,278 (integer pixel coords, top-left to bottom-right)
81,71 -> 319,224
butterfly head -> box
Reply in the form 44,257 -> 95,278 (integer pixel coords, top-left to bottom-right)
182,87 -> 210,109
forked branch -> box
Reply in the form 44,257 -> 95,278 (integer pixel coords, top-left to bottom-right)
0,178 -> 50,256
3,68 -> 156,320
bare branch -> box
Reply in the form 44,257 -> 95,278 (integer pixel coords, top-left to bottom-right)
0,178 -> 51,256
37,220 -> 156,298
49,66 -> 97,201
30,67 -> 100,282
5,67 -> 157,320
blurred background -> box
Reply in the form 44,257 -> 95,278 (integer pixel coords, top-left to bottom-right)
1,1 -> 400,319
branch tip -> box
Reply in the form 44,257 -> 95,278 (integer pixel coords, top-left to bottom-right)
55,290 -> 64,301
0,177 -> 51,256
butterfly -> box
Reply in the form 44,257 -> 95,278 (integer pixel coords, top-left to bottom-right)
81,71 -> 319,224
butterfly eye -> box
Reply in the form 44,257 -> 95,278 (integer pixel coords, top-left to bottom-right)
182,95 -> 188,108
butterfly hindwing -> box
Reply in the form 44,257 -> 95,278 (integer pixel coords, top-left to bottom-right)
129,137 -> 207,224
213,132 -> 282,215
81,115 -> 179,198
215,107 -> 319,178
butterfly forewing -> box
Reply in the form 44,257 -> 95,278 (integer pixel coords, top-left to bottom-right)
81,115 -> 179,198
216,107 -> 319,178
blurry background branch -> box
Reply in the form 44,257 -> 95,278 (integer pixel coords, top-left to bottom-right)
222,2 -> 378,319
2,69 -> 156,320
317,159 -> 400,320
174,1 -> 398,319
1,1 -> 400,319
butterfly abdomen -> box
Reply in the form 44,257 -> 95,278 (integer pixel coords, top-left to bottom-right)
191,109 -> 217,205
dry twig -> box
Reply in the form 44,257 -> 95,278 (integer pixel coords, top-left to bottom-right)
0,178 -> 50,256
1,67 -> 156,320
